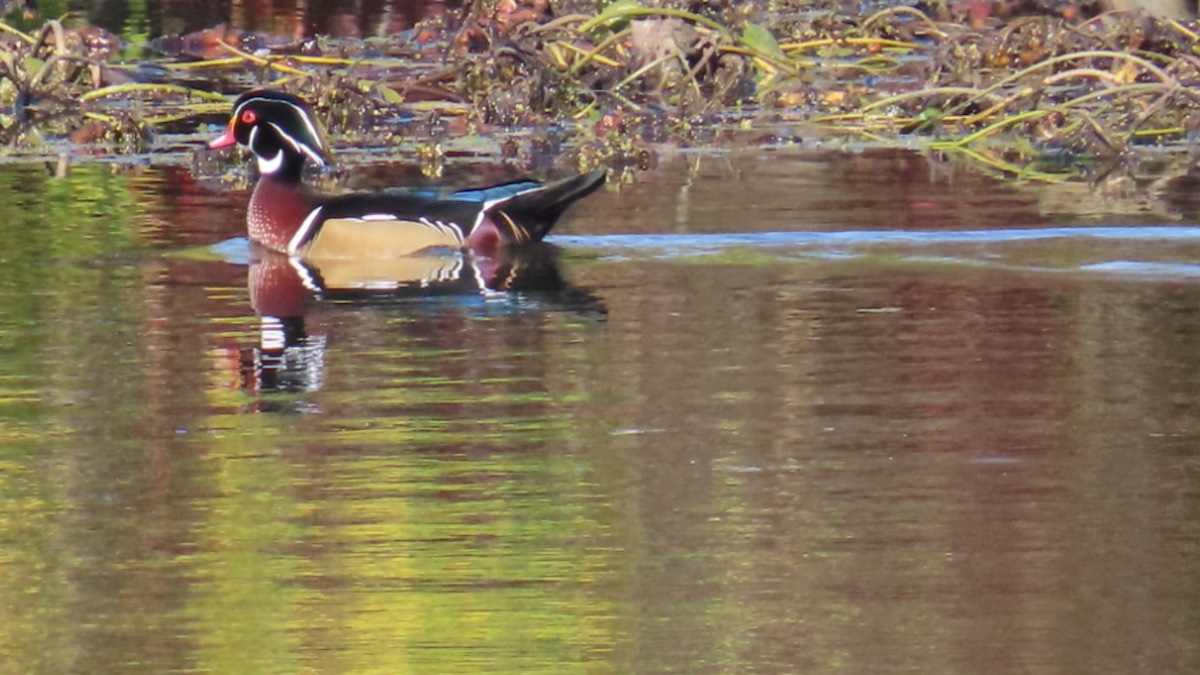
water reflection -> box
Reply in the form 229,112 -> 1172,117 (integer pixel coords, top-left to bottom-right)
77,0 -> 460,46
2,152 -> 1200,675
239,242 -> 602,395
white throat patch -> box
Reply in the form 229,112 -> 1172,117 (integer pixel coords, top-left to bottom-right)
257,151 -> 284,175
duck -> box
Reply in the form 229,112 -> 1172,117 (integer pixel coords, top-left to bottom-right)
207,89 -> 606,259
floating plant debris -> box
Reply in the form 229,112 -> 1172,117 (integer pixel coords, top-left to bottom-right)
0,1 -> 1198,182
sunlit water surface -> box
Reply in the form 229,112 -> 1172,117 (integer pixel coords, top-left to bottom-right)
3,149 -> 1200,675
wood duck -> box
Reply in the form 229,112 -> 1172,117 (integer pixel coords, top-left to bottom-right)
208,89 -> 606,259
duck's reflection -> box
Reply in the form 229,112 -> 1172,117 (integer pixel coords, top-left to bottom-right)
242,315 -> 325,394
239,244 -> 601,394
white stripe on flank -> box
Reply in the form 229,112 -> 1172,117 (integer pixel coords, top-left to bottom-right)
328,214 -> 465,244
289,206 -> 325,255
418,217 -> 466,245
334,214 -> 464,245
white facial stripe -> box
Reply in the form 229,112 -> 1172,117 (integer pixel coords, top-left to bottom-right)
244,96 -> 326,150
302,146 -> 326,166
233,94 -> 327,157
289,206 -> 325,255
266,121 -> 326,167
267,121 -> 296,151
231,99 -> 249,122
279,99 -> 326,151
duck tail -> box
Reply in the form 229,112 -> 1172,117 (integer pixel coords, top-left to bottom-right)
483,169 -> 607,244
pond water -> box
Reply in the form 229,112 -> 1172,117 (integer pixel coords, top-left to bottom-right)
3,147 -> 1200,675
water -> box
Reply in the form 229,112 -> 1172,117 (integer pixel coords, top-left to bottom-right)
2,149 -> 1200,674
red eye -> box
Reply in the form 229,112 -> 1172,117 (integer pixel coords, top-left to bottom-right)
240,109 -> 258,124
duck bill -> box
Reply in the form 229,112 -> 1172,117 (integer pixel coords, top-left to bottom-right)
208,122 -> 237,149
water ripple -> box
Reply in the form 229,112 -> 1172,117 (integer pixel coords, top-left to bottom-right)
553,226 -> 1200,278
552,226 -> 1200,251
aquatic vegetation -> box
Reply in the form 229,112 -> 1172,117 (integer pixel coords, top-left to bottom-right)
0,1 -> 1198,181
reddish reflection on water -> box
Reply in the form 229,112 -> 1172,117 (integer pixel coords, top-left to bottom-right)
1,150 -> 1200,675
86,0 -> 459,42
231,0 -> 454,38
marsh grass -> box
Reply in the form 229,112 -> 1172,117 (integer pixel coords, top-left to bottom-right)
1,2 -> 1199,180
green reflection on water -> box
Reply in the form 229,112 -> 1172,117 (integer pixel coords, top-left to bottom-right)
0,165 -> 150,444
0,163 -> 637,675
172,429 -> 630,675
2,157 -> 1200,675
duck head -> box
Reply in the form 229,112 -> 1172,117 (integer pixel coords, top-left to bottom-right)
209,89 -> 331,181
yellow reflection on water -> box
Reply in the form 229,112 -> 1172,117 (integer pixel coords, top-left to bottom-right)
177,427 -> 628,675
2,154 -> 1200,675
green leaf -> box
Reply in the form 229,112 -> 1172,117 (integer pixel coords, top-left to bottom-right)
590,0 -> 643,31
22,55 -> 44,76
377,85 -> 405,104
596,0 -> 643,22
741,23 -> 786,62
